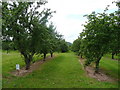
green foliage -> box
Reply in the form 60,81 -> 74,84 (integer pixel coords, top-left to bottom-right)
39,22 -> 57,58
59,40 -> 69,53
2,1 -> 59,69
82,3 -> 119,72
82,12 -> 111,68
72,2 -> 120,73
72,38 -> 81,56
66,42 -> 72,50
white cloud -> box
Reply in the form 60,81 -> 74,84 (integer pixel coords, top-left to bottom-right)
45,0 -> 118,43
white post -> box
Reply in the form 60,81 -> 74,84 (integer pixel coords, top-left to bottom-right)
16,64 -> 20,75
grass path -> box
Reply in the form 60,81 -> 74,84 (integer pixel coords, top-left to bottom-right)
2,52 -> 118,88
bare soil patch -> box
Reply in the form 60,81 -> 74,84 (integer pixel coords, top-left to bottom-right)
11,55 -> 56,77
79,58 -> 118,82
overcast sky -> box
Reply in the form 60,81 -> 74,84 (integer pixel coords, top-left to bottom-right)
45,0 -> 118,43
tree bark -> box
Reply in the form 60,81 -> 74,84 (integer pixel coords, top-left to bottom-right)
20,51 -> 34,70
25,55 -> 33,70
95,57 -> 102,73
51,53 -> 53,57
43,53 -> 46,61
25,59 -> 31,70
112,52 -> 115,59
80,55 -> 82,58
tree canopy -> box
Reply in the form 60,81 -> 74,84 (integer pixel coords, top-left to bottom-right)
72,1 -> 120,73
2,1 -> 68,70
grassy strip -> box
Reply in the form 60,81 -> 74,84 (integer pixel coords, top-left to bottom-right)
2,50 -> 50,77
2,52 -> 118,88
100,56 -> 119,79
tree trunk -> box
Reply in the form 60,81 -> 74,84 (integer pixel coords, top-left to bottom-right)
78,52 -> 80,56
51,53 -> 53,57
43,53 -> 46,61
95,57 -> 102,73
81,55 -> 82,58
112,52 -> 115,59
25,55 -> 33,70
112,54 -> 114,59
21,51 -> 34,70
25,59 -> 31,70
